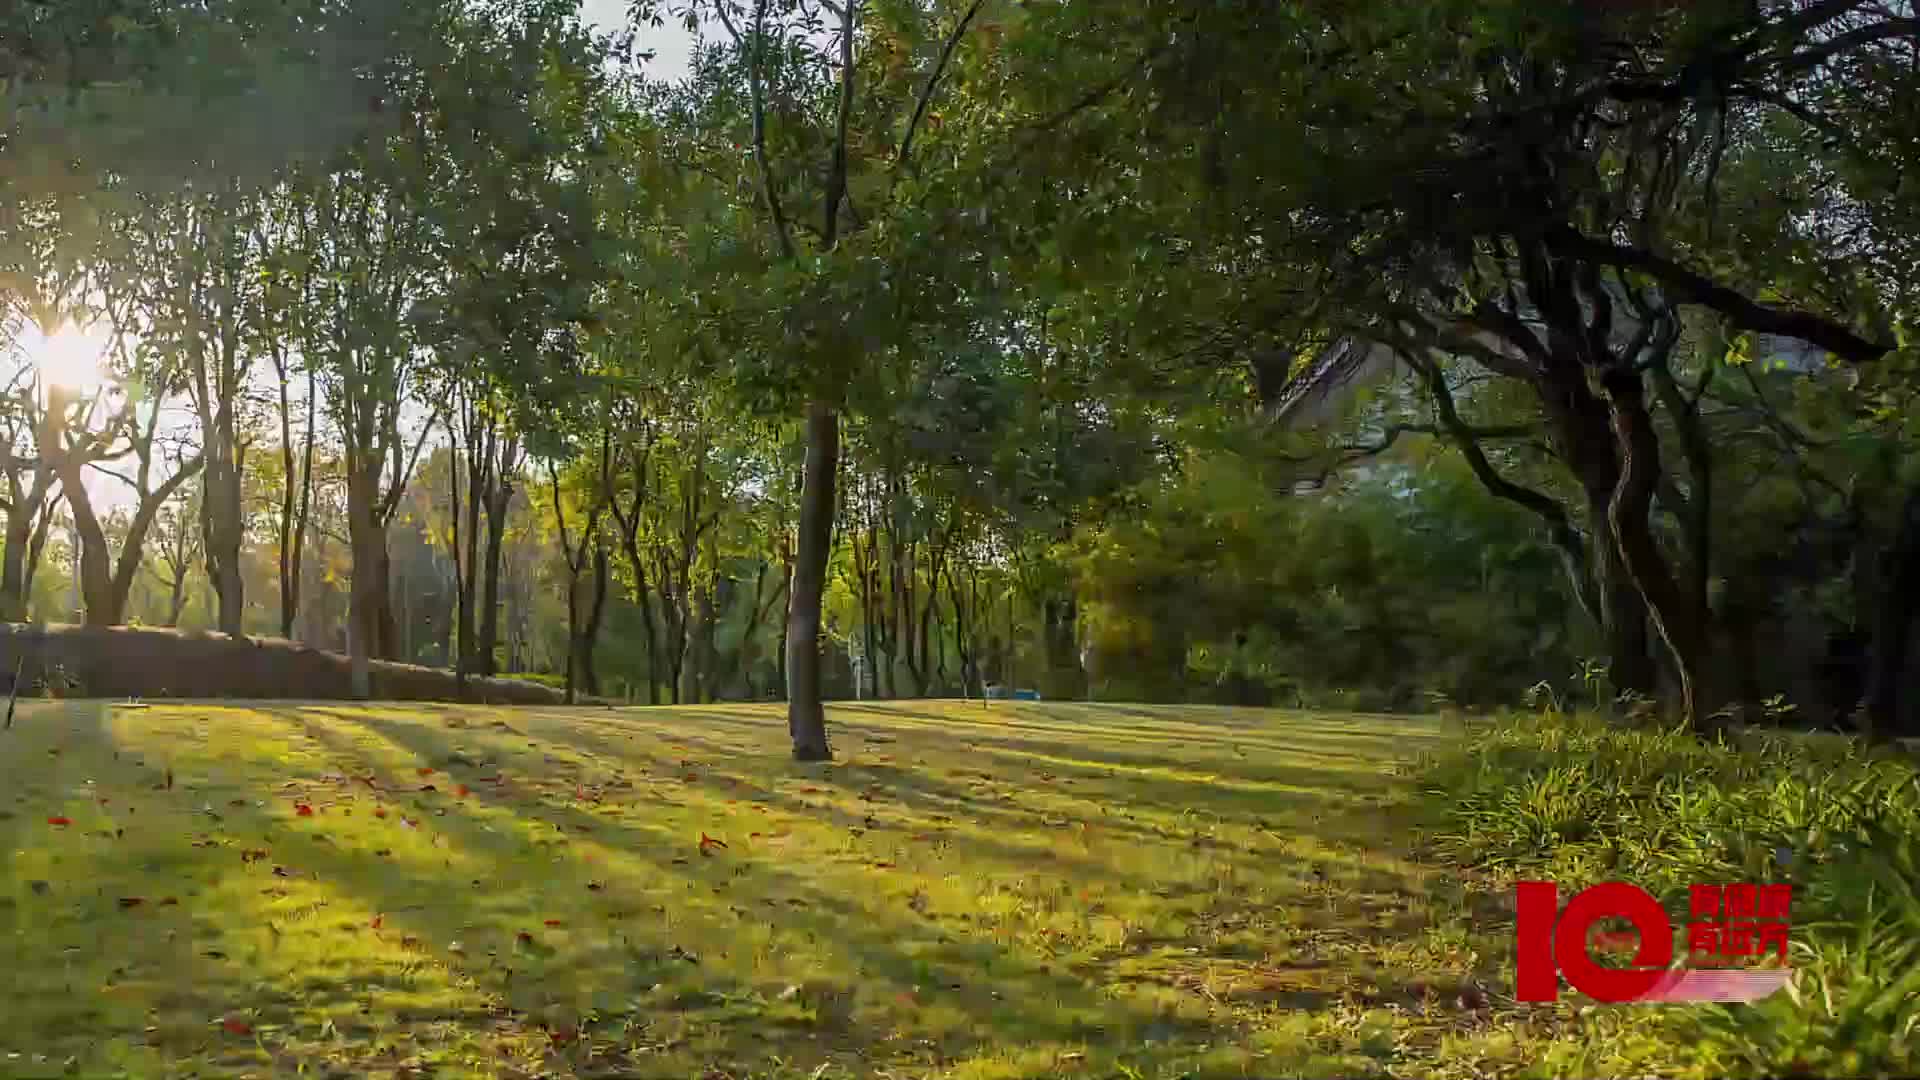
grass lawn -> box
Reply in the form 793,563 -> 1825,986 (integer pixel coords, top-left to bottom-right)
0,699 -> 1523,1079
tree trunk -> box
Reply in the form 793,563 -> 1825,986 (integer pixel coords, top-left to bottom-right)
479,469 -> 511,676
1863,481 -> 1920,738
562,568 -> 580,706
201,412 -> 247,637
345,459 -> 381,700
166,568 -> 188,627
581,545 -> 609,698
785,400 -> 837,760
1,466 -> 55,621
1602,372 -> 1711,731
59,468 -> 116,626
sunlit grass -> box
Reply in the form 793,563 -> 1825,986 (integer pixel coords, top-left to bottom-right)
0,698 -> 1519,1078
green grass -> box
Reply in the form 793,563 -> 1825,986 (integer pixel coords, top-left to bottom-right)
1415,709 -> 1920,1079
0,699 -> 1531,1078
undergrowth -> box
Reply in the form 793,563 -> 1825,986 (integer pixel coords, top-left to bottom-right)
1416,709 -> 1920,1078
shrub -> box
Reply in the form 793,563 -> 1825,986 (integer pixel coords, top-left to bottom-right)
1416,710 -> 1920,1077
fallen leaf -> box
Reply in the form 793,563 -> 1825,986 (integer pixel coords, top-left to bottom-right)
416,767 -> 434,777
800,787 -> 821,794
295,803 -> 315,817
373,808 -> 388,818
46,816 -> 71,827
221,1018 -> 252,1036
543,919 -> 564,928
456,784 -> 471,797
516,930 -> 535,944
118,897 -> 144,909
873,861 -> 896,869
370,915 -> 383,930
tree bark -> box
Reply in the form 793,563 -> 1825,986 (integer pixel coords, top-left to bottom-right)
478,434 -> 517,677
1602,371 -> 1711,731
1,464 -> 56,622
581,544 -> 609,698
345,456 -> 381,699
786,399 -> 837,760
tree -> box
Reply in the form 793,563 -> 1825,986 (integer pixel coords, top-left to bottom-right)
1014,0 -> 1915,730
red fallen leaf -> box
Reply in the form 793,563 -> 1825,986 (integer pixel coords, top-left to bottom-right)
222,1018 -> 252,1036
118,897 -> 144,909
543,919 -> 564,927
549,1025 -> 578,1045
873,861 -> 896,869
416,767 -> 433,776
373,807 -> 388,818
698,833 -> 727,856
749,832 -> 762,839
456,784 -> 471,797
370,915 -> 383,929
800,787 -> 821,794
46,816 -> 71,827
910,833 -> 932,842
516,930 -> 535,944
295,803 -> 315,817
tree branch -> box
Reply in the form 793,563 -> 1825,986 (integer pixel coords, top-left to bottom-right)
1546,227 -> 1892,363
894,0 -> 986,173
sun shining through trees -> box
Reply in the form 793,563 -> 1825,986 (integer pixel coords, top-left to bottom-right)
23,320 -> 112,392
1,0 -> 1917,1075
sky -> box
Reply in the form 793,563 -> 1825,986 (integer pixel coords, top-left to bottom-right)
581,0 -> 703,82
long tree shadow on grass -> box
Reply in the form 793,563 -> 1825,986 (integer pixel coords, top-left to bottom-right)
249,706 -> 1286,1074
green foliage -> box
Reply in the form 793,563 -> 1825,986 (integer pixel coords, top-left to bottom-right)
1074,435 -> 1585,709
